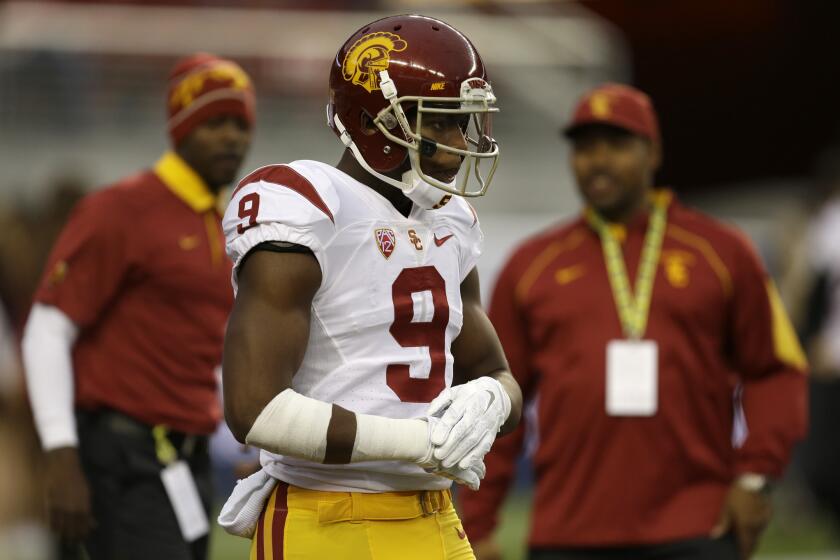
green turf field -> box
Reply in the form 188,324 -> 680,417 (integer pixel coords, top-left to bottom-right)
210,492 -> 840,559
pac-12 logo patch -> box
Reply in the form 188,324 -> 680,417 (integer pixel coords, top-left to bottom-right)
375,228 -> 396,259
342,32 -> 407,93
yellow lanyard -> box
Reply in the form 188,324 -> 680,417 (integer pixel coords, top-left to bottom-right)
587,192 -> 671,339
152,425 -> 178,465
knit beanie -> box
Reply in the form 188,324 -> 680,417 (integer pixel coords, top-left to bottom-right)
167,53 -> 255,146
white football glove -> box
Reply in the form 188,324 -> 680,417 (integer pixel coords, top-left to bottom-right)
427,376 -> 511,470
417,417 -> 486,490
432,460 -> 486,491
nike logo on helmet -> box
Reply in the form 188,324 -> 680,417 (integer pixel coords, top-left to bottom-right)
434,233 -> 454,247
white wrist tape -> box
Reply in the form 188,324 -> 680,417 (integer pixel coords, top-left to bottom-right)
351,413 -> 432,464
245,389 -> 332,463
244,388 -> 434,466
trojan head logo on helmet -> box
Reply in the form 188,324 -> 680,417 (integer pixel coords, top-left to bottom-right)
342,32 -> 408,93
327,14 -> 499,200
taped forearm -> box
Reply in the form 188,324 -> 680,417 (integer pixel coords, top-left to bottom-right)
245,389 -> 333,462
22,303 -> 80,450
244,388 -> 431,464
351,412 -> 431,464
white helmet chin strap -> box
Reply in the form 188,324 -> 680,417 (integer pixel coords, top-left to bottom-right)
332,112 -> 407,192
400,169 -> 454,209
332,113 -> 450,210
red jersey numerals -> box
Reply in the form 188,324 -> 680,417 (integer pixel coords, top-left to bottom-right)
387,266 -> 449,402
237,192 -> 261,234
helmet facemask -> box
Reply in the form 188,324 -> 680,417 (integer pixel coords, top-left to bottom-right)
331,69 -> 499,203
374,70 -> 499,198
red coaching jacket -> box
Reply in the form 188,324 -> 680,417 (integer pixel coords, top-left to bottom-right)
460,191 -> 807,547
35,152 -> 232,435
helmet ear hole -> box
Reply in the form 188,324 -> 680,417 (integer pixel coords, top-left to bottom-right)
359,112 -> 378,136
380,113 -> 399,130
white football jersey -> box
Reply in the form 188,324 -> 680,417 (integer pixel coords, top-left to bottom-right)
223,160 -> 483,492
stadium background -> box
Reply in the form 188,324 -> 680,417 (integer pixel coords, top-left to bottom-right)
0,1 -> 838,559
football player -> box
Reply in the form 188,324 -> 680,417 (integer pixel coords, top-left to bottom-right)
218,14 -> 522,560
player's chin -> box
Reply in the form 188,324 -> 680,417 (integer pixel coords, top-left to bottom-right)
211,158 -> 244,186
580,183 -> 623,212
426,168 -> 460,184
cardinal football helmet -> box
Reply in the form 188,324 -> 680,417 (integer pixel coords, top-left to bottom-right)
327,14 -> 499,197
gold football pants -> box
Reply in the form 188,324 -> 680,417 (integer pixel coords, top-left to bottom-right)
250,483 -> 475,560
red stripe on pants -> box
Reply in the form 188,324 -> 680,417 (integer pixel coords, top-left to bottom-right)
255,496 -> 267,560
271,483 -> 289,558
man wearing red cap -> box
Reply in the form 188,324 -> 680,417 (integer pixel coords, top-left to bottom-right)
22,53 -> 254,560
460,83 -> 808,560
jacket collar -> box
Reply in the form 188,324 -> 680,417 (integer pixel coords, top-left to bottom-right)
583,188 -> 673,242
153,151 -> 216,213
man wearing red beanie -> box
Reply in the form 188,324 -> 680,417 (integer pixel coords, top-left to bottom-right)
22,53 -> 254,560
460,83 -> 808,560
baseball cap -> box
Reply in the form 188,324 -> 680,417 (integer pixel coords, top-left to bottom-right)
166,53 -> 256,146
563,83 -> 660,143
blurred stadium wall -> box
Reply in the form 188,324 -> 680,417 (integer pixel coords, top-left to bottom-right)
0,0 -> 629,300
